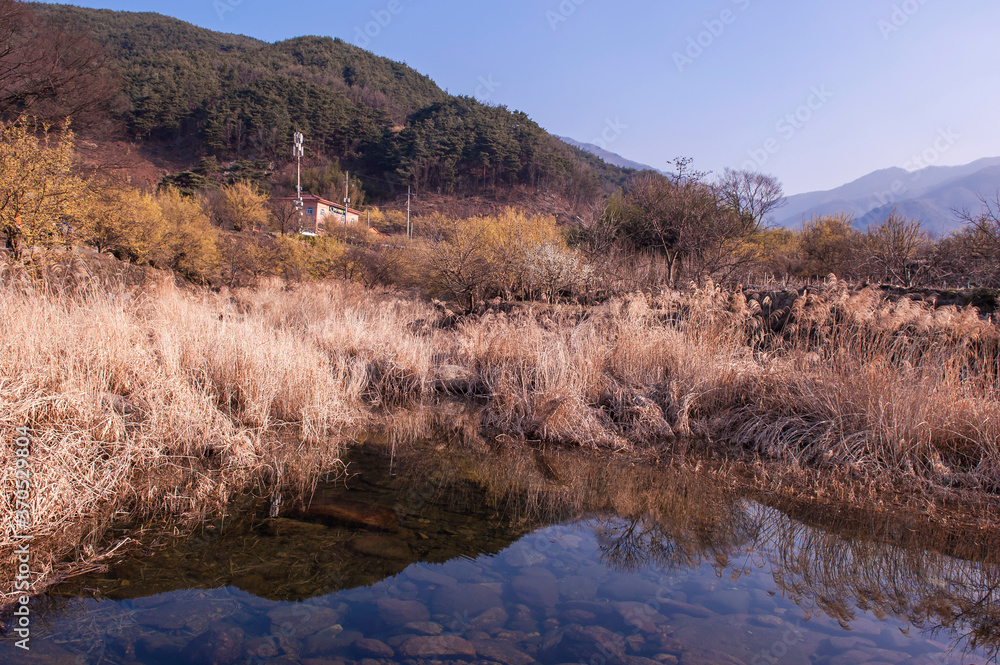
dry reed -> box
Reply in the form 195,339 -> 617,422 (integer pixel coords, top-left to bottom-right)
2,263 -> 998,602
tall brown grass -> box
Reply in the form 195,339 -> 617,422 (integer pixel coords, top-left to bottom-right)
453,279 -> 1000,497
0,268 -> 436,601
2,261 -> 998,602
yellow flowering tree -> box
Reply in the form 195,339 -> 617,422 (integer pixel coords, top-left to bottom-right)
0,118 -> 92,260
88,187 -> 166,263
154,187 -> 220,283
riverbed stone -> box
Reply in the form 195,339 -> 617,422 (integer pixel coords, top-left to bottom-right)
512,574 -> 559,608
377,598 -> 430,625
305,626 -> 359,655
397,635 -> 478,659
494,629 -> 528,643
563,609 -> 597,625
679,649 -> 747,665
137,633 -> 187,660
542,624 -> 626,664
403,620 -> 444,635
354,638 -> 394,658
470,606 -> 509,632
349,534 -> 413,560
243,636 -> 281,660
627,657 -> 663,665
301,496 -> 400,531
180,624 -> 245,665
616,601 -> 666,633
268,605 -> 342,637
828,650 -> 882,665
432,583 -> 504,616
748,613 -> 785,628
472,639 -> 536,665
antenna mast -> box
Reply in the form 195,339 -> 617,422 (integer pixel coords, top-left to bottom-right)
344,171 -> 351,238
293,132 -> 304,232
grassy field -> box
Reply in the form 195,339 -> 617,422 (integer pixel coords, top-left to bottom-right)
1,260 -> 998,602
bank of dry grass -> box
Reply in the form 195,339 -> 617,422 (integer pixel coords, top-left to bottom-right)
0,267 -> 436,601
2,264 -> 999,602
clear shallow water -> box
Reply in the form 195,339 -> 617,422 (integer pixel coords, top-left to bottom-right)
3,442 -> 999,665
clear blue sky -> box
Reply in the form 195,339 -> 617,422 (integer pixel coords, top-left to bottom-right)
60,0 -> 1000,194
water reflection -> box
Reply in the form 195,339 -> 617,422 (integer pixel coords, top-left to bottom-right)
3,426 -> 1000,664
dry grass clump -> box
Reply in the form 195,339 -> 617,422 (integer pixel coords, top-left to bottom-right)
0,271 -> 438,600
452,281 -> 1000,499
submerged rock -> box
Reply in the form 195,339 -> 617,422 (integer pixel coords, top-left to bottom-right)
397,635 -> 478,659
679,649 -> 747,665
512,574 -> 559,608
348,535 -> 413,560
268,605 -> 342,637
180,624 -> 245,665
354,638 -> 394,658
470,606 -> 510,632
403,620 -> 444,635
472,639 -> 536,665
542,624 -> 626,664
301,497 -> 400,531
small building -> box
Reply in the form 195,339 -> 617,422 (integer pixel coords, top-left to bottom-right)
276,194 -> 362,235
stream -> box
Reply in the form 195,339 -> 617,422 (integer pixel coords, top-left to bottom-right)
2,438 -> 999,665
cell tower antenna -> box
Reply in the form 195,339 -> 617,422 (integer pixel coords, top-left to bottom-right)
293,132 -> 304,232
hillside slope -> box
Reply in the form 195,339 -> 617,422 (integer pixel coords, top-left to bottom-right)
31,4 -> 636,203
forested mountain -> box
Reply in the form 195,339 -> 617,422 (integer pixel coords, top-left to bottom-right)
28,3 -> 636,200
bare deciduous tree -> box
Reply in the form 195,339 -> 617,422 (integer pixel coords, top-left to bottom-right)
0,0 -> 120,125
715,168 -> 786,233
862,210 -> 929,287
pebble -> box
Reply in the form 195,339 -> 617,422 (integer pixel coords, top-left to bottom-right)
397,635 -> 478,660
354,638 -> 395,658
403,621 -> 444,635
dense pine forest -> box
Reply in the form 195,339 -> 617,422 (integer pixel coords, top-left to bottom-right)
29,3 -> 637,199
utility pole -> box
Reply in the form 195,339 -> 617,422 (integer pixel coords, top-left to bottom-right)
293,132 -> 304,232
343,171 -> 351,239
406,185 -> 411,239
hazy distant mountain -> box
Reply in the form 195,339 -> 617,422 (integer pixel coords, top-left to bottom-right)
558,137 -> 664,174
777,158 -> 1000,235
